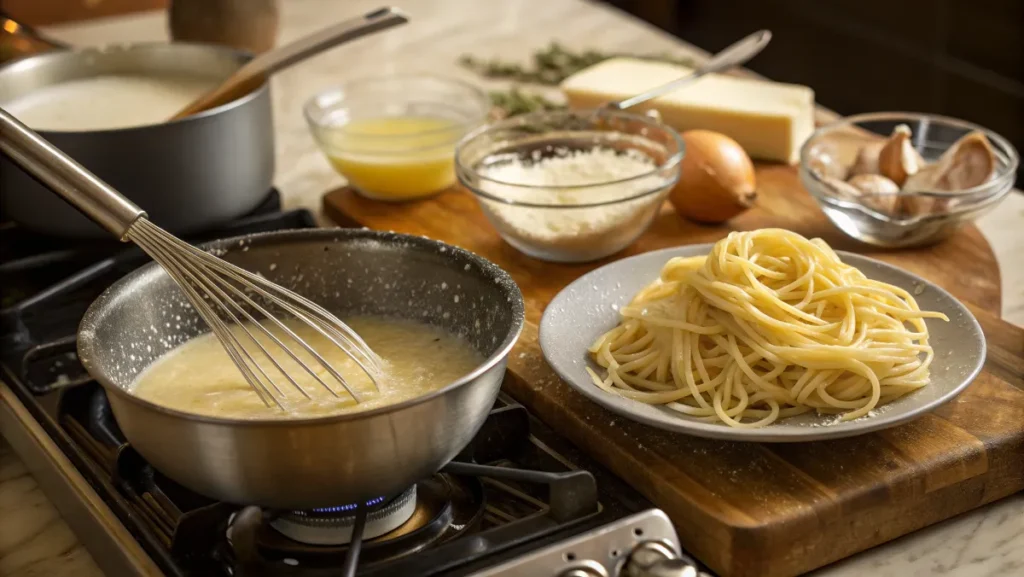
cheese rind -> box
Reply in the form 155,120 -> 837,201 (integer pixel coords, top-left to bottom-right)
560,57 -> 815,164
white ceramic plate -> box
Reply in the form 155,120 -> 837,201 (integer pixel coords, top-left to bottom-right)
540,244 -> 986,442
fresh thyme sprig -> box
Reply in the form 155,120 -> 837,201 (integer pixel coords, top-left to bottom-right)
462,43 -> 696,118
460,42 -> 696,86
486,87 -> 566,120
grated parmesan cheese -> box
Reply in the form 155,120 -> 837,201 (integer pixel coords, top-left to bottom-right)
483,147 -> 654,188
475,146 -> 671,262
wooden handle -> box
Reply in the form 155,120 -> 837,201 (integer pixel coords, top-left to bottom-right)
168,7 -> 409,120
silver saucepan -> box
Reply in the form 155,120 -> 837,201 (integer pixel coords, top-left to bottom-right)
0,7 -> 407,238
0,43 -> 275,238
77,228 -> 525,509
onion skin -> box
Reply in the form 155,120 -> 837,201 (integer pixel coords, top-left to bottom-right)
669,130 -> 757,224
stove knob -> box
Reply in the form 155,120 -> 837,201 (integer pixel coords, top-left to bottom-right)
558,561 -> 609,577
623,540 -> 698,577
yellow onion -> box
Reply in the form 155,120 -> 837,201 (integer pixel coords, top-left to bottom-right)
669,130 -> 757,224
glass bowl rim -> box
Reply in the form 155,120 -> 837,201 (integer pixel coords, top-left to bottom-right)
454,108 -> 685,207
302,72 -> 491,140
800,111 -> 1019,201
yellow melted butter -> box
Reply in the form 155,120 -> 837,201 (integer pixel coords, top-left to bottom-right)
130,316 -> 484,419
321,116 -> 461,200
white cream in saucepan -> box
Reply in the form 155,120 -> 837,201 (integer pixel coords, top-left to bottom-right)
4,74 -> 217,131
130,316 -> 484,419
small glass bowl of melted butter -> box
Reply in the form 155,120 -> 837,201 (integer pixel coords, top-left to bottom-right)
305,74 -> 490,202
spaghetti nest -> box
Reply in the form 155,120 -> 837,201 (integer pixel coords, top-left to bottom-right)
587,229 -> 948,428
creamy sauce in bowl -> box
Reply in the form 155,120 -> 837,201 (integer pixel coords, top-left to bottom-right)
4,74 -> 216,131
130,316 -> 484,419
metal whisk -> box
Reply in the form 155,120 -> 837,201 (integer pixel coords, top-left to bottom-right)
0,107 -> 380,409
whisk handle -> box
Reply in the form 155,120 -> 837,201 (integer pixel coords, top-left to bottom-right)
0,107 -> 146,240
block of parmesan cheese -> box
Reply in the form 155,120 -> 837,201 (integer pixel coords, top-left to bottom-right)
560,57 -> 815,164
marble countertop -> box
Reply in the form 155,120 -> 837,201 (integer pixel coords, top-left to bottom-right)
1,1 -> 1021,576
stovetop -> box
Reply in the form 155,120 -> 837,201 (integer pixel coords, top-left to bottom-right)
0,191 -> 700,576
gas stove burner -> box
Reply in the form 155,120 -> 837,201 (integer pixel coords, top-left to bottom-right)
243,473 -> 484,569
270,486 -> 418,545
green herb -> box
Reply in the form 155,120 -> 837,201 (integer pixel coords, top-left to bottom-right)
460,42 -> 697,86
462,43 -> 697,118
487,87 -> 566,120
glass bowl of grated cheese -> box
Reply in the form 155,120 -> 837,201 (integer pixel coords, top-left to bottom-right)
455,109 -> 684,263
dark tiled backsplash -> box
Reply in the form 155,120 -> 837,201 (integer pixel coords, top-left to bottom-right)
947,0 -> 1023,82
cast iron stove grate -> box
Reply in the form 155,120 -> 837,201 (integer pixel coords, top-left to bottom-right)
57,382 -> 643,576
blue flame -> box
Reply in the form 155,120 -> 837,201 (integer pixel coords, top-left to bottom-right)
311,496 -> 386,514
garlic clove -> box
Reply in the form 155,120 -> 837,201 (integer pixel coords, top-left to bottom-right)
899,195 -> 934,219
823,176 -> 900,217
823,177 -> 862,200
849,141 -> 885,177
900,131 -> 997,218
878,124 -> 924,186
807,143 -> 848,180
903,130 -> 997,193
847,173 -> 900,195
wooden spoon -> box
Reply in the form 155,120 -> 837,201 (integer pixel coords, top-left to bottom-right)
169,6 -> 409,120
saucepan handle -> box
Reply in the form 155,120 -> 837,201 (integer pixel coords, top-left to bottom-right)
170,6 -> 410,119
0,107 -> 146,240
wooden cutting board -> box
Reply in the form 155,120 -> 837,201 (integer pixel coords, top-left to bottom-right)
322,171 -> 1024,577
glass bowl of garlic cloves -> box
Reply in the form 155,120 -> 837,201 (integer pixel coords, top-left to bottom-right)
800,112 -> 1019,247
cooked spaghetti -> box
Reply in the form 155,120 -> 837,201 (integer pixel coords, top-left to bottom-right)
586,229 -> 948,428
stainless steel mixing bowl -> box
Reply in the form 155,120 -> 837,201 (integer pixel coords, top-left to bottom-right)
77,228 -> 524,509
